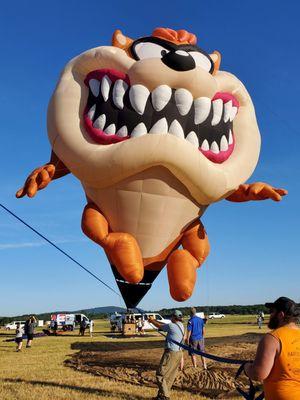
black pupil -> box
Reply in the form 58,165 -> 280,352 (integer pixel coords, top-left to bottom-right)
161,50 -> 167,57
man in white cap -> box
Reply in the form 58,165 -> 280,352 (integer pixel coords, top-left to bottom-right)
149,310 -> 184,400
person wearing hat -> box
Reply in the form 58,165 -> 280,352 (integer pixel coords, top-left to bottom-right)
244,297 -> 300,400
148,310 -> 184,400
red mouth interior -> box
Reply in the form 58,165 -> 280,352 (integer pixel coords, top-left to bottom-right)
83,69 -> 239,164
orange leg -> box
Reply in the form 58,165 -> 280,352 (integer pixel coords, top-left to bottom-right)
167,220 -> 210,301
81,202 -> 144,284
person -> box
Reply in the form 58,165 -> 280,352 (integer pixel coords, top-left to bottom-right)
149,310 -> 184,400
137,318 -> 145,336
79,318 -> 87,336
89,320 -> 94,337
185,307 -> 207,369
244,297 -> 300,400
117,317 -> 123,332
257,314 -> 263,329
24,316 -> 37,348
15,322 -> 24,352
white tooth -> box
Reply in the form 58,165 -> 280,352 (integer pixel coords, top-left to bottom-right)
129,84 -> 150,115
210,141 -> 220,153
101,75 -> 111,101
211,99 -> 223,126
116,126 -> 128,137
220,135 -> 229,151
230,106 -> 238,121
186,131 -> 199,147
151,85 -> 172,111
223,100 -> 232,123
112,79 -> 128,110
228,130 -> 233,145
131,122 -> 147,137
201,139 -> 209,151
194,97 -> 211,124
149,118 -> 168,134
89,79 -> 100,97
93,114 -> 106,130
87,104 -> 96,120
175,88 -> 193,116
104,123 -> 116,135
168,120 -> 184,138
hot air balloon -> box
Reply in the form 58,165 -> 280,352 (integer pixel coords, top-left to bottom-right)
16,28 -> 287,308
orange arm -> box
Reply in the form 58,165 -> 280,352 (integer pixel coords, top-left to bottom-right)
16,151 -> 70,198
226,182 -> 288,203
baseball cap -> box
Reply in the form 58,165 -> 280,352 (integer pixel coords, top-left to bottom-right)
265,297 -> 298,316
173,310 -> 183,319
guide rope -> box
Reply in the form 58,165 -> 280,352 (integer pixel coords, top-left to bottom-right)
0,203 -> 121,298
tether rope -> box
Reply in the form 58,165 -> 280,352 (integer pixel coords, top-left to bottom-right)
0,203 -> 121,298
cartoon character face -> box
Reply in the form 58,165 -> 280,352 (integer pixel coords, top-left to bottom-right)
48,28 -> 260,205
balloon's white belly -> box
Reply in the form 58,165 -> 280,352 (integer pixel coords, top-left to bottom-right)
83,166 -> 207,258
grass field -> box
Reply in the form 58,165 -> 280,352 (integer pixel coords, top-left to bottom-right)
0,316 -> 267,400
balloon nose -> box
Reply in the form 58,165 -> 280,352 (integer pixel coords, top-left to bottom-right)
162,50 -> 196,71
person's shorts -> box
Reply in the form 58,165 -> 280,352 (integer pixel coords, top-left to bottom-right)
15,338 -> 23,344
27,334 -> 34,340
189,339 -> 205,355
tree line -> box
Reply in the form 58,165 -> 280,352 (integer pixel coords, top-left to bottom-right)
0,304 -> 274,326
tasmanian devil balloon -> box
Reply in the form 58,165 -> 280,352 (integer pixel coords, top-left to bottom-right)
17,28 -> 287,308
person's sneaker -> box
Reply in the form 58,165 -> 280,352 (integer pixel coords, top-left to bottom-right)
26,345 -> 31,348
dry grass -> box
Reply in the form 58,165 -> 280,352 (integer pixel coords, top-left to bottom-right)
0,316 -> 266,399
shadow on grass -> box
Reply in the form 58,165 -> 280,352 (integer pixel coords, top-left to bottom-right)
70,339 -> 164,352
2,378 -> 146,400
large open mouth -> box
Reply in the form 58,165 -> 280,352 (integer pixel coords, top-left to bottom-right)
83,69 -> 239,163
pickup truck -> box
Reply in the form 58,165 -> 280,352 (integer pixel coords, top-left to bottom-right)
109,312 -> 171,332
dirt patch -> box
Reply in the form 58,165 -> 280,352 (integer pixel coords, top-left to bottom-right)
66,333 -> 263,399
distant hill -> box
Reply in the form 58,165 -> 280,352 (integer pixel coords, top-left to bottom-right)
75,306 -> 126,315
0,306 -> 127,325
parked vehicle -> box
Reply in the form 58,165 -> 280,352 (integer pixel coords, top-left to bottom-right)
5,321 -> 26,330
208,312 -> 225,319
109,312 -> 171,332
50,313 -> 90,331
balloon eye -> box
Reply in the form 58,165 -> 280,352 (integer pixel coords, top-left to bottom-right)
189,51 -> 213,73
133,42 -> 170,60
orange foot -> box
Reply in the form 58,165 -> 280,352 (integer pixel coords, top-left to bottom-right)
81,202 -> 144,284
167,220 -> 210,301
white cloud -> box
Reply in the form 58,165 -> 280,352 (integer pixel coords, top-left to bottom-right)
0,238 -> 87,250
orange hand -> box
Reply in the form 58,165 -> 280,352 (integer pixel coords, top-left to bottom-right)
16,164 -> 56,198
226,182 -> 288,202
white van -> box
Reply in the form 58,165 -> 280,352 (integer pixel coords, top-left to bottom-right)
50,313 -> 90,331
109,312 -> 171,331
5,321 -> 26,330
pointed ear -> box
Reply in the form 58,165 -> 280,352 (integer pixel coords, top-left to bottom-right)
112,29 -> 133,50
210,50 -> 221,75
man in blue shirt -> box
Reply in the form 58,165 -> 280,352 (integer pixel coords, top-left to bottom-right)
149,310 -> 184,400
185,307 -> 207,369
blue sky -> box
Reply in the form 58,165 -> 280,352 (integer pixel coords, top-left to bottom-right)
0,0 -> 299,316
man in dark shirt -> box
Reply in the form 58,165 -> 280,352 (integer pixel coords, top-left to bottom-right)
185,307 -> 207,369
